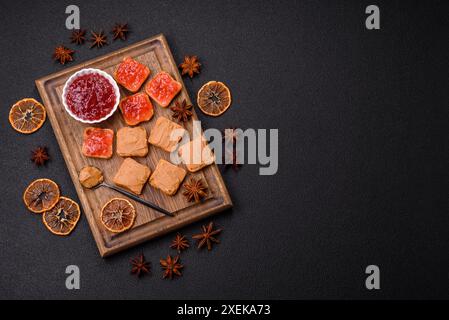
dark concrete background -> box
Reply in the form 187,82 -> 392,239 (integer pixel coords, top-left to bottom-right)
0,0 -> 448,299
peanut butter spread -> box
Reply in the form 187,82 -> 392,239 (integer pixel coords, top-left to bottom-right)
113,158 -> 151,195
79,166 -> 104,188
149,159 -> 186,196
178,137 -> 215,172
117,126 -> 148,157
148,117 -> 186,152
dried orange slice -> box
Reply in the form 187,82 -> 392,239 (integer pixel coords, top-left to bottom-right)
42,197 -> 81,236
100,198 -> 136,233
197,81 -> 232,117
23,178 -> 60,213
9,98 -> 46,134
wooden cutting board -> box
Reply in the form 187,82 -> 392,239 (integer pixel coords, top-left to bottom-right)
36,34 -> 232,257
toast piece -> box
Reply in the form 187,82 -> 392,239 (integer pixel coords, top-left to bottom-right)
117,126 -> 148,157
114,57 -> 150,92
149,159 -> 186,196
119,93 -> 154,126
145,71 -> 182,107
178,137 -> 215,172
113,158 -> 151,195
82,127 -> 114,159
148,116 -> 186,153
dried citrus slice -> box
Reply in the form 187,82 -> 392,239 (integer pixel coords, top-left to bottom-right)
42,197 -> 81,236
9,98 -> 46,134
100,198 -> 136,233
197,81 -> 231,117
23,178 -> 60,213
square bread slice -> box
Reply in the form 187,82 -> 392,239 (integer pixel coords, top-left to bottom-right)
113,158 -> 151,195
145,71 -> 182,107
178,137 -> 215,172
82,127 -> 114,159
119,92 -> 154,126
114,57 -> 151,93
116,126 -> 148,157
149,159 -> 186,196
148,116 -> 186,153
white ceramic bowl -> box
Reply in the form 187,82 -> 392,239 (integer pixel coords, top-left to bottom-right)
62,68 -> 120,124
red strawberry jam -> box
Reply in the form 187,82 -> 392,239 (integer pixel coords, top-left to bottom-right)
65,73 -> 117,121
119,93 -> 154,126
115,57 -> 150,92
82,127 -> 114,159
145,72 -> 182,107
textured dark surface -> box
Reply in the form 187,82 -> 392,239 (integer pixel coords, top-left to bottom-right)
0,0 -> 448,299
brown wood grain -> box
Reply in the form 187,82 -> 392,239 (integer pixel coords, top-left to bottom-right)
36,34 -> 232,257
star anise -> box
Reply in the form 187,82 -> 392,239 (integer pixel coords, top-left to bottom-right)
53,46 -> 74,65
222,128 -> 242,171
222,149 -> 242,171
160,255 -> 183,279
223,127 -> 240,145
170,233 -> 190,253
192,222 -> 222,251
130,253 -> 151,277
179,55 -> 201,78
183,178 -> 208,203
90,31 -> 107,48
112,23 -> 129,41
70,29 -> 86,45
31,147 -> 50,166
171,99 -> 193,123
